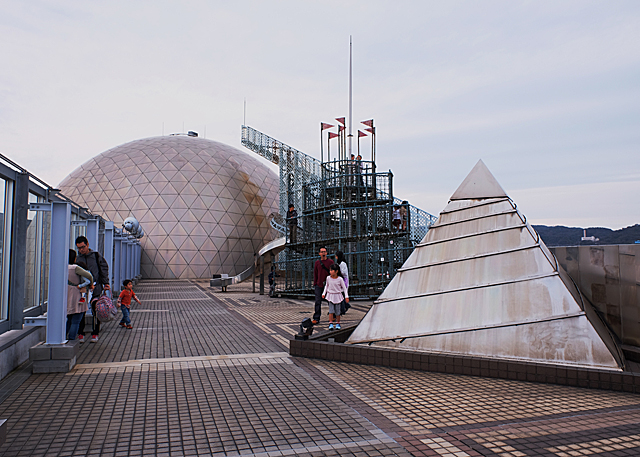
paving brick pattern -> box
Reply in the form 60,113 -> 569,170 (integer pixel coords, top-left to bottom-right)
0,279 -> 639,456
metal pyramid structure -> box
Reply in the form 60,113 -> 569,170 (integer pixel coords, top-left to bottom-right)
348,160 -> 624,370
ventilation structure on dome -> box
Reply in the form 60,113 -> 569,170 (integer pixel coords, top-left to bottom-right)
347,160 -> 625,371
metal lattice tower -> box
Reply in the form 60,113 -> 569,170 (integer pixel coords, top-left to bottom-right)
241,125 -> 437,298
241,126 -> 322,220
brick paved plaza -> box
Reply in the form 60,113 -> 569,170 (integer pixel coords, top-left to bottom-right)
1,280 -> 640,456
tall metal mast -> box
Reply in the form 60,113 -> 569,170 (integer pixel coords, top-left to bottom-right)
348,36 -> 353,157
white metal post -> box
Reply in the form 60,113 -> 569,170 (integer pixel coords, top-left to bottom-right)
103,221 -> 114,291
47,202 -> 71,345
136,243 -> 141,278
126,240 -> 133,281
120,236 -> 127,283
114,234 -> 122,292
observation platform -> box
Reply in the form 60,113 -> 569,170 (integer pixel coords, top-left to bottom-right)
0,280 -> 639,456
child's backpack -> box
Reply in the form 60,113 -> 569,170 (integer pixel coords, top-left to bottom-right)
95,291 -> 117,322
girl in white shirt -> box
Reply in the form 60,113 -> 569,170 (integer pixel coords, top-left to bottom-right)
322,264 -> 349,330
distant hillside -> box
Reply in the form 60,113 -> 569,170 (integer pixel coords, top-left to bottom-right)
533,224 -> 640,247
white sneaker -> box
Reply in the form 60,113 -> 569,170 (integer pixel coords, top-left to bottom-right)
90,335 -> 99,343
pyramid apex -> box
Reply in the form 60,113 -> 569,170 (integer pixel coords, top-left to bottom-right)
450,159 -> 508,201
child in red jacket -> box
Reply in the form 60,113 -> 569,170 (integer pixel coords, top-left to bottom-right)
118,279 -> 141,329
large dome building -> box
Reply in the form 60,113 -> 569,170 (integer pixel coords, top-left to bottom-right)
58,135 -> 279,279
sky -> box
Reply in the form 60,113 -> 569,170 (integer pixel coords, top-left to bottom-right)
0,1 -> 638,229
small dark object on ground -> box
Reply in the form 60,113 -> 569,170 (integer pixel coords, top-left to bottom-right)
295,318 -> 314,340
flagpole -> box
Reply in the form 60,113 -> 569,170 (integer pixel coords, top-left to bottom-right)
336,126 -> 339,162
348,36 -> 353,159
343,125 -> 347,162
338,127 -> 344,161
320,123 -> 323,164
373,126 -> 376,171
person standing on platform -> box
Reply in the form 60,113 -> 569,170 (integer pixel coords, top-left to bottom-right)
356,154 -> 364,187
75,236 -> 110,343
322,264 -> 349,330
286,204 -> 298,244
349,154 -> 356,184
392,205 -> 402,232
67,250 -> 92,341
335,251 -> 349,289
312,247 -> 333,325
400,201 -> 408,232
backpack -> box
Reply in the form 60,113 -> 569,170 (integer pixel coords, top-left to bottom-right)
95,292 -> 117,322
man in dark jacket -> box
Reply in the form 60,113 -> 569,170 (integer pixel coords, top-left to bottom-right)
312,247 -> 333,324
75,236 -> 110,343
286,204 -> 298,244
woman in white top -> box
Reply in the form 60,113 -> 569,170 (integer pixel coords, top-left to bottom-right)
335,251 -> 348,288
322,264 -> 349,330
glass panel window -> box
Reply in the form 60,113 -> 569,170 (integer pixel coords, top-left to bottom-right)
40,210 -> 51,311
24,193 -> 40,310
0,178 -> 12,320
71,213 -> 86,248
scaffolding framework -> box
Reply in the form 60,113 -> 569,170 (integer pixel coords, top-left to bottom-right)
241,125 -> 437,298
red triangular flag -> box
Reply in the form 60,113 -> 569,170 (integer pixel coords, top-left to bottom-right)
361,119 -> 374,127
358,130 -> 367,138
328,132 -> 339,139
365,127 -> 375,134
338,125 -> 345,132
336,117 -> 346,125
321,122 -> 334,130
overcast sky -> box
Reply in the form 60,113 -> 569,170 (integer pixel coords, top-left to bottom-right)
1,1 -> 638,229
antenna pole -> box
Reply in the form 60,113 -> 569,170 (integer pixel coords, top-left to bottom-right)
348,36 -> 353,157
320,123 -> 323,164
244,98 -> 246,125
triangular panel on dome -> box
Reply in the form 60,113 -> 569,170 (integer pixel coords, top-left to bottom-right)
189,235 -> 209,249
167,251 -> 187,266
181,210 -> 199,224
191,264 -> 208,278
182,266 -> 197,279
348,160 -> 625,371
179,237 -> 199,252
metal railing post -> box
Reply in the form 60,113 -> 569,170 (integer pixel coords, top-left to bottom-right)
114,234 -> 122,292
9,172 -> 29,329
103,222 -> 114,291
47,202 -> 71,345
120,236 -> 127,284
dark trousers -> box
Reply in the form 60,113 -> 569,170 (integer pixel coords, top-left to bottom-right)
289,224 -> 297,244
91,301 -> 101,335
79,300 -> 101,336
66,312 -> 84,340
313,286 -> 324,321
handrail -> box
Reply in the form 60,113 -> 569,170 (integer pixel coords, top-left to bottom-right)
439,197 -> 511,215
348,311 -> 586,345
376,272 -> 558,304
270,216 -> 286,235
